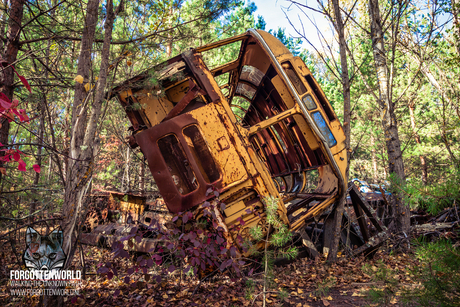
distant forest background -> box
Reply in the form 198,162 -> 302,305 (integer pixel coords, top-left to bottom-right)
0,0 -> 458,222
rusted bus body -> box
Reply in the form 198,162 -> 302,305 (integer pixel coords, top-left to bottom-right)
80,191 -> 168,252
112,29 -> 347,251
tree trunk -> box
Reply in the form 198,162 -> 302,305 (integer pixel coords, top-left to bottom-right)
371,134 -> 378,183
408,103 -> 427,185
31,100 -> 45,223
327,0 -> 351,262
0,0 -> 26,186
48,1 -> 115,306
61,0 -> 100,261
406,53 -> 454,107
368,0 -> 409,234
451,0 -> 460,56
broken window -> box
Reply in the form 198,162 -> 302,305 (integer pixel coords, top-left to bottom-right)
305,75 -> 336,122
157,134 -> 198,195
231,96 -> 251,120
214,73 -> 231,98
240,65 -> 264,86
236,83 -> 256,100
302,94 -> 317,111
304,169 -> 319,193
183,125 -> 220,184
311,111 -> 337,147
201,41 -> 242,70
214,72 -> 230,88
282,61 -> 307,96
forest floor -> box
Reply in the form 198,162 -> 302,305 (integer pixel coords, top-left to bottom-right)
1,244 -> 420,307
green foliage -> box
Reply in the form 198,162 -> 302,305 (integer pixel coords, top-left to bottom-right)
403,169 -> 460,214
245,196 -> 297,303
254,15 -> 266,30
278,288 -> 289,301
249,225 -> 263,241
403,240 -> 460,307
362,260 -> 400,306
244,278 -> 256,300
313,276 -> 336,298
263,196 -> 294,249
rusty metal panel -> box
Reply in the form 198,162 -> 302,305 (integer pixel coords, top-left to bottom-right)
188,103 -> 249,188
135,113 -> 223,213
80,224 -> 159,254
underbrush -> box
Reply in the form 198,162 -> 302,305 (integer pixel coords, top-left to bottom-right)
403,239 -> 460,306
403,169 -> 460,215
363,238 -> 460,307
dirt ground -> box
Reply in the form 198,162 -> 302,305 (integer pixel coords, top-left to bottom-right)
1,244 -> 418,306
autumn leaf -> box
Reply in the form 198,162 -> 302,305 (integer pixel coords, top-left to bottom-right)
0,93 -> 11,109
32,164 -> 41,173
13,151 -> 20,162
74,75 -> 84,84
18,75 -> 31,93
0,167 -> 6,175
84,83 -> 91,92
17,159 -> 26,172
127,60 -> 132,66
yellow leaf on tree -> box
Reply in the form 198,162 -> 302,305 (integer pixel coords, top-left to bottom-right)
84,83 -> 92,92
74,75 -> 84,84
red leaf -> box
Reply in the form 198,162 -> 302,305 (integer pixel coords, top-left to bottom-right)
18,159 -> 26,172
9,65 -> 31,93
32,164 -> 41,173
19,109 -> 29,122
6,110 -> 14,122
18,75 -> 31,93
13,151 -> 20,162
0,93 -> 11,109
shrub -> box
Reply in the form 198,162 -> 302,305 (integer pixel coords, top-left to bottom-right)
404,240 -> 460,307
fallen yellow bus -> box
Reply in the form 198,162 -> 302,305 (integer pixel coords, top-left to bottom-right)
106,29 -> 385,257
